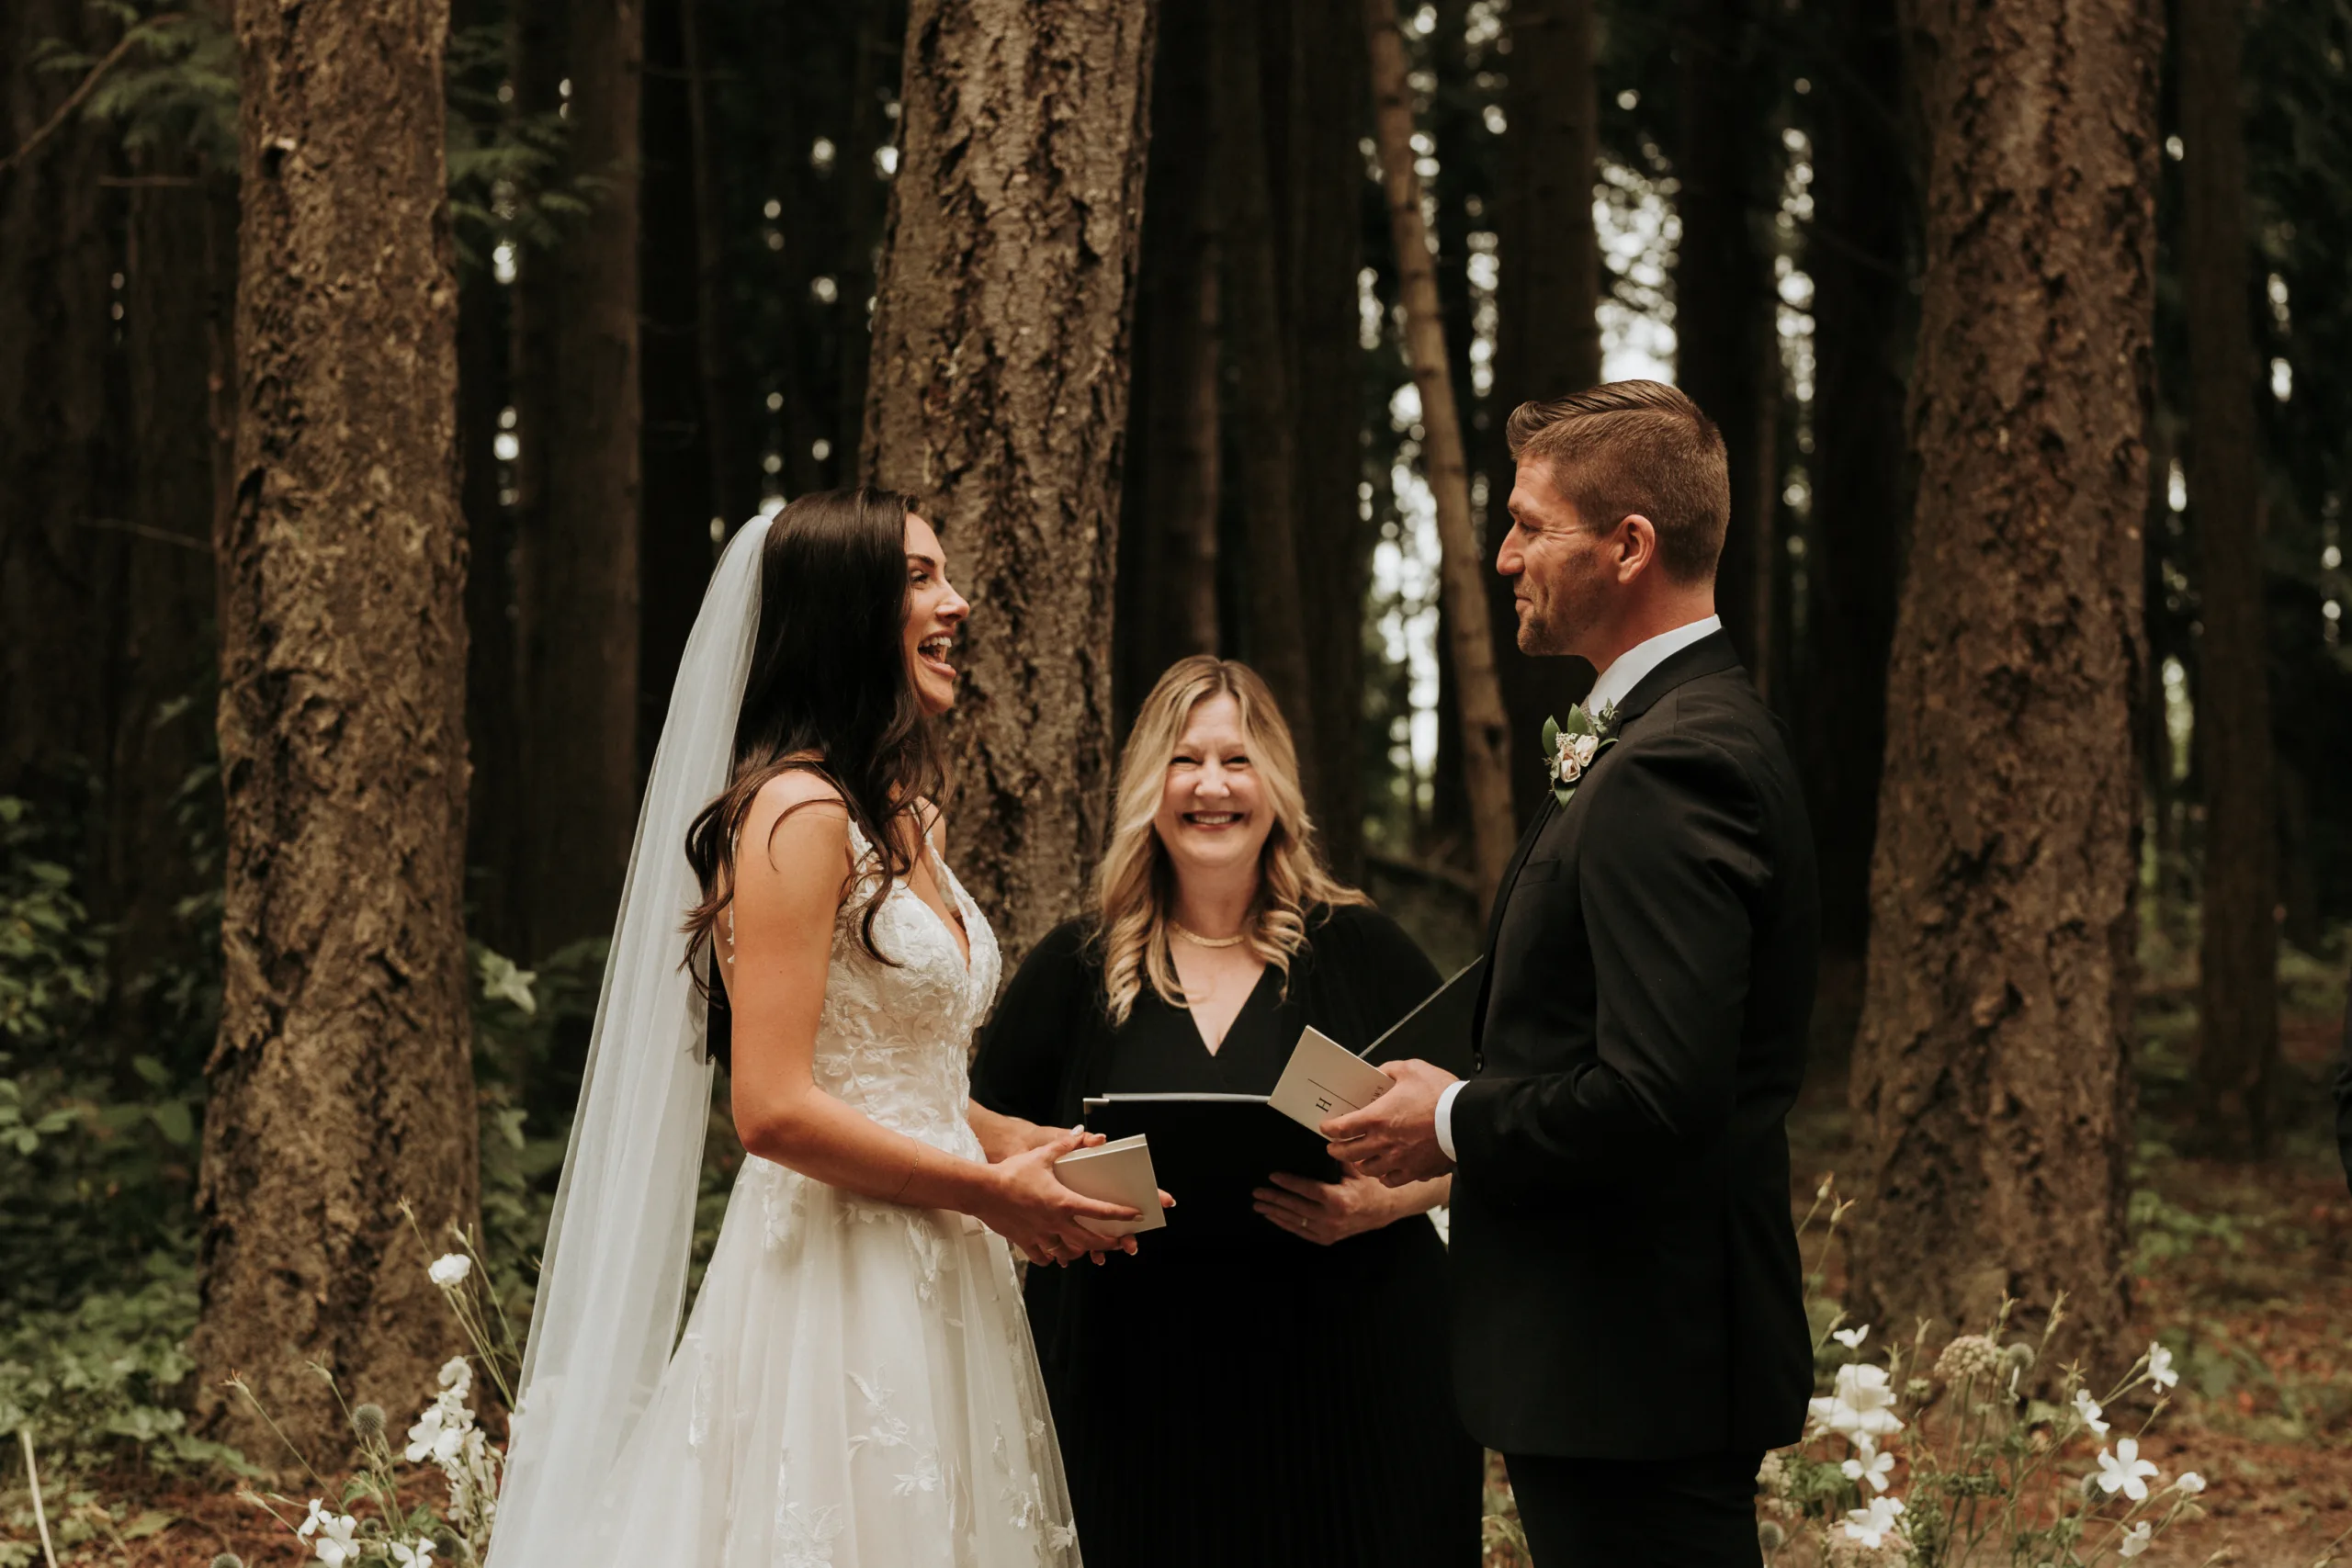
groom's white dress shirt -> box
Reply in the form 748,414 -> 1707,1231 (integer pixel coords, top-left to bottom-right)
1431,614 -> 1724,1162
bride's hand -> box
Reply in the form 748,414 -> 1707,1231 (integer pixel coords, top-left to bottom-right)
975,1129 -> 1144,1267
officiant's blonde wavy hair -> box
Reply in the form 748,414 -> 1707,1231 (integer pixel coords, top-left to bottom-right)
1092,658 -> 1367,1027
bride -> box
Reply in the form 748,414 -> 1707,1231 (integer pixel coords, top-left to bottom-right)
489,488 -> 1145,1568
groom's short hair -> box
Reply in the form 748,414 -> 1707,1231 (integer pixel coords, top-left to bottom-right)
1504,380 -> 1731,584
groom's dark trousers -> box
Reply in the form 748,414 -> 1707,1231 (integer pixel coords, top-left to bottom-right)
1447,633 -> 1818,1568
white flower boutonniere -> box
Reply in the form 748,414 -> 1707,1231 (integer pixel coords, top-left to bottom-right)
1540,701 -> 1619,807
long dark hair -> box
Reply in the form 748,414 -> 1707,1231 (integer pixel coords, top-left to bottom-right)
683,487 -> 944,991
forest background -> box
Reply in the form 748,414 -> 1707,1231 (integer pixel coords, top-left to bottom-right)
4,0 -> 2352,1562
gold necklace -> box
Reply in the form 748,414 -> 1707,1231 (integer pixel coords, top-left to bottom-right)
1170,921 -> 1249,949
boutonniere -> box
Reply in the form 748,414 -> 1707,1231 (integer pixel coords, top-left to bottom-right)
1540,702 -> 1619,807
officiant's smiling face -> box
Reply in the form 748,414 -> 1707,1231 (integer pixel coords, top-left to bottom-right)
1153,694 -> 1275,880
902,513 -> 969,717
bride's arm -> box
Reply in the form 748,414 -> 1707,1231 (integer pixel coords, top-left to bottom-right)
968,1102 -> 1065,1161
727,775 -> 1139,1260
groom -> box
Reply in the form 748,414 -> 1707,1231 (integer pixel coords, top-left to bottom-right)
1328,380 -> 1817,1566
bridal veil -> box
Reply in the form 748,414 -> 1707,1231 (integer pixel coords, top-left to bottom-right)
488,515 -> 772,1568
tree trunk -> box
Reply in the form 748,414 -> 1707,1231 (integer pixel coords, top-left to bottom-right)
193,0 -> 477,1456
1212,0 -> 1320,806
1847,0 -> 2161,1361
1283,0 -> 1371,880
460,253 -> 525,958
639,0 -> 715,770
514,0 -> 642,961
833,1 -> 902,477
863,0 -> 1155,963
0,0 -> 121,814
2178,0 -> 2278,1156
680,0 -> 750,529
1115,4 -> 1221,735
106,155 -> 228,1038
1489,0 -> 1600,824
1799,0 -> 1909,1054
1672,0 -> 1780,685
1363,0 -> 1516,909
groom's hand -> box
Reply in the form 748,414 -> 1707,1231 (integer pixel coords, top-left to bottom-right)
1321,1059 -> 1457,1187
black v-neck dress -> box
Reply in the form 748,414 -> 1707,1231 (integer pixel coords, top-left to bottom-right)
970,903 -> 1481,1568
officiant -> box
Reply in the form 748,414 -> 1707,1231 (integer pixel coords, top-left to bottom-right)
969,656 -> 1480,1568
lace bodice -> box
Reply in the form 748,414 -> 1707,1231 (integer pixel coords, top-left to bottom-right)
803,818 -> 1001,1156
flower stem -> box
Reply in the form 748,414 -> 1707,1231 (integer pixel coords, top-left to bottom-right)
16,1427 -> 58,1568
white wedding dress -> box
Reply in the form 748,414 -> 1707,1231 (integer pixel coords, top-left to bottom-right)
576,821 -> 1080,1567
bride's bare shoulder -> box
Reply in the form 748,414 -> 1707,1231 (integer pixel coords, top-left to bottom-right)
741,766 -> 853,876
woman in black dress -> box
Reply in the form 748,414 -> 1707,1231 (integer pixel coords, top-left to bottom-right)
968,656 -> 1481,1568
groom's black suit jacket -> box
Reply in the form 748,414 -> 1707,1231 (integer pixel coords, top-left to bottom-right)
1447,630 -> 1817,1461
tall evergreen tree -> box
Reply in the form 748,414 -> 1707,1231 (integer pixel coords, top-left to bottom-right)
193,0 -> 477,1454
1799,0 -> 1910,1052
864,0 -> 1157,962
1849,0 -> 2162,1359
512,0 -> 643,961
2179,0 -> 2280,1155
1489,0 -> 1602,824
1672,0 -> 1782,695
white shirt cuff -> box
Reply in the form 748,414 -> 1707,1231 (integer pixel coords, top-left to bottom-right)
1434,1080 -> 1466,1162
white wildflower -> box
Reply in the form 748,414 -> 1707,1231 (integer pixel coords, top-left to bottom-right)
2074,1388 -> 2109,1436
406,1398 -> 471,1467
1833,1325 -> 1871,1350
438,1357 -> 472,1398
428,1253 -> 472,1288
2094,1438 -> 2161,1502
296,1501 -> 331,1540
389,1539 -> 436,1568
1841,1494 -> 1907,1551
1842,1443 -> 1895,1494
2119,1520 -> 2153,1558
2146,1342 -> 2178,1391
2173,1472 -> 2205,1495
309,1512 -> 361,1568
1809,1361 -> 1905,1441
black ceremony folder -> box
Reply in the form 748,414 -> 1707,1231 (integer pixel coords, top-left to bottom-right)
1076,958 -> 1487,1241
1080,1093 -> 1340,1242
1361,956 -> 1484,1078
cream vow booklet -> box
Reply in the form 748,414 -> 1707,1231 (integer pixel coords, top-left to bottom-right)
1051,1134 -> 1166,1236
1268,1027 -> 1395,1133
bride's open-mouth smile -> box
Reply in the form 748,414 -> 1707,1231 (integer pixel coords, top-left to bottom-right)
1176,807 -> 1246,830
915,630 -> 958,683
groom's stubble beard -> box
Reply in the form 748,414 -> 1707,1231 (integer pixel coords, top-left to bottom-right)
1513,542 -> 1607,660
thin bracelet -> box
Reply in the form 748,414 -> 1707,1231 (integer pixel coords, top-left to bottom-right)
890,1145 -> 923,1202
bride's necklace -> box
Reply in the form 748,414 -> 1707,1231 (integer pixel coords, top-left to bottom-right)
1170,921 -> 1249,949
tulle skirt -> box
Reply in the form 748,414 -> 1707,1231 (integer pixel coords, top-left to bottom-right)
580,1155 -> 1081,1568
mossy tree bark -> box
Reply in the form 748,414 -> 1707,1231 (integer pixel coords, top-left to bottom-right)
1848,0 -> 2162,1362
863,0 -> 1156,964
193,0 -> 479,1457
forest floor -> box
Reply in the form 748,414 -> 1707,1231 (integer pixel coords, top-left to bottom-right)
1779,956 -> 2352,1568
11,941 -> 2350,1568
